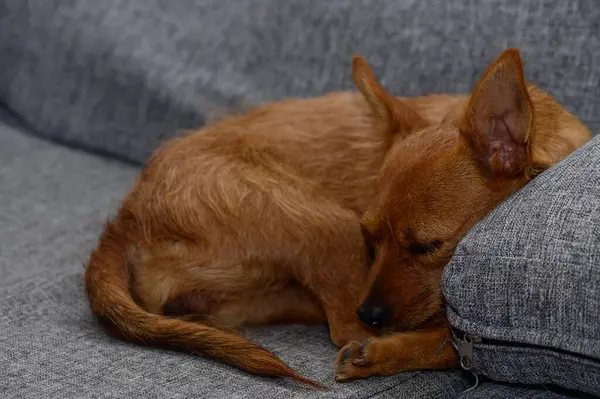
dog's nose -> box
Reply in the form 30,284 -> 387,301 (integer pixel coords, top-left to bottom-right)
357,303 -> 389,328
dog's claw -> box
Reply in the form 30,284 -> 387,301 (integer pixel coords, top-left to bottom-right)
335,338 -> 380,381
360,339 -> 371,354
351,339 -> 371,366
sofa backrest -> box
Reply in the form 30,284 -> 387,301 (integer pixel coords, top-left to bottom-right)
1,0 -> 598,164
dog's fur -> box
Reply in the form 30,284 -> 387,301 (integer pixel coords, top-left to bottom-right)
85,48 -> 590,386
334,49 -> 591,381
84,66 -> 462,386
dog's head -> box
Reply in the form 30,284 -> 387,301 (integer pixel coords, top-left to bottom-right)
353,49 -> 591,330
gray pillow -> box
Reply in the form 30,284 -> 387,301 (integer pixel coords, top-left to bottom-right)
1,0 -> 599,164
442,134 -> 600,396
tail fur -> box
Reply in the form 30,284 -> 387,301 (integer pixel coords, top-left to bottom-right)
84,222 -> 323,388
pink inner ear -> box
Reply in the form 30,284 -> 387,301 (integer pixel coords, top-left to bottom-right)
485,114 -> 529,176
470,77 -> 531,177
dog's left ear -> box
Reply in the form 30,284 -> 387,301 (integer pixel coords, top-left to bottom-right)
460,48 -> 534,177
352,55 -> 427,136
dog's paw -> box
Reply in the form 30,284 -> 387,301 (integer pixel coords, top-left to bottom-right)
334,338 -> 380,382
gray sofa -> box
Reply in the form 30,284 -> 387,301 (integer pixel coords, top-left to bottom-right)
1,1 -> 599,398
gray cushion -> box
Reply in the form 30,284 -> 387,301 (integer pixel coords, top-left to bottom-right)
459,382 -> 580,399
1,0 -> 599,165
0,121 -> 472,398
442,134 -> 600,396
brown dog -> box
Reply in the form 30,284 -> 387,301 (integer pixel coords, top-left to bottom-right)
84,62 -> 463,385
334,49 -> 592,381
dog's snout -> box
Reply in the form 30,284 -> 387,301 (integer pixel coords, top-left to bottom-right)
357,302 -> 389,328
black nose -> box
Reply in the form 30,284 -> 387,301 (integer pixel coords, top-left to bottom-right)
357,303 -> 389,327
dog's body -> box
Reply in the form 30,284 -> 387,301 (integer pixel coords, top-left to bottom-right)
334,50 -> 591,381
86,49 -> 591,386
85,88 -> 462,385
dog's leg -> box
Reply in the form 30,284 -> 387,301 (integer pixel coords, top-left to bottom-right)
198,164 -> 377,347
148,221 -> 373,348
283,210 -> 377,347
134,243 -> 328,328
334,323 -> 457,381
130,161 -> 375,347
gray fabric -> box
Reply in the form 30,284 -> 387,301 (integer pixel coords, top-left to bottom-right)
1,0 -> 599,165
442,135 -> 600,397
459,382 -> 580,399
0,122 -> 473,398
0,123 -> 137,288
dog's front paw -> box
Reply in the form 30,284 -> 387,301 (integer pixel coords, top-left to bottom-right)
335,338 -> 381,382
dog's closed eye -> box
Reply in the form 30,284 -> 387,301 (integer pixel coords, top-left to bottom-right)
366,241 -> 376,262
361,226 -> 377,263
408,240 -> 443,255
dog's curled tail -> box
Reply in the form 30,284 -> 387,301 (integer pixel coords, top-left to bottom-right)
84,222 -> 323,389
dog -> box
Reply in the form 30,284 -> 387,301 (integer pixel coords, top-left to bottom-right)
85,47 -> 590,387
334,48 -> 592,381
84,60 -> 464,386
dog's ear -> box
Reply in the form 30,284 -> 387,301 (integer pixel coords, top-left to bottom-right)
352,55 -> 427,136
460,48 -> 534,177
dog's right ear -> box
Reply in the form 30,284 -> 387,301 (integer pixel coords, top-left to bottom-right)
460,49 -> 534,178
352,55 -> 427,136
